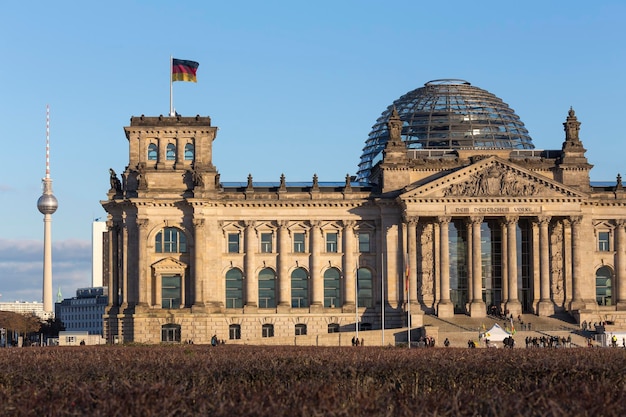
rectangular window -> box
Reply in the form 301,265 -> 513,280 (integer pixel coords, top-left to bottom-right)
293,232 -> 305,253
598,231 -> 610,252
326,232 -> 338,253
162,275 -> 181,309
358,233 -> 370,253
261,233 -> 273,253
228,233 -> 240,253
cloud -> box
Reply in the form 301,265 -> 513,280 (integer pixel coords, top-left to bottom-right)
0,184 -> 13,192
0,238 -> 91,303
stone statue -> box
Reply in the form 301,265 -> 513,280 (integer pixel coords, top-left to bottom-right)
109,168 -> 122,192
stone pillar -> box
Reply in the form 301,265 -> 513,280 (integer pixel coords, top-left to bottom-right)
244,221 -> 257,310
121,216 -> 129,308
537,216 -> 553,316
617,220 -> 626,309
106,220 -> 117,307
569,216 -> 585,310
407,217 -> 418,305
278,221 -> 291,311
500,219 -> 508,305
310,221 -> 323,309
192,218 -> 206,308
531,220 -> 540,313
505,216 -> 521,316
343,221 -> 356,309
470,216 -> 486,317
465,219 -> 473,311
437,216 -> 453,317
136,218 -> 149,308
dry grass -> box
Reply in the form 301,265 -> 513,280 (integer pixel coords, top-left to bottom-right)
0,345 -> 625,416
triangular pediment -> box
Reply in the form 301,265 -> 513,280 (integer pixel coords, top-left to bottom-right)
151,257 -> 187,273
401,156 -> 587,200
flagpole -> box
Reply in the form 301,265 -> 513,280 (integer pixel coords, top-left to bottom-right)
381,254 -> 385,346
355,262 -> 359,342
169,55 -> 174,116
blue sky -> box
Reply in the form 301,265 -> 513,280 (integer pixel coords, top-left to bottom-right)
1,0 -> 625,302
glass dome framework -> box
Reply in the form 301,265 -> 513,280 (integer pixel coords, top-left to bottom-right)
357,79 -> 534,180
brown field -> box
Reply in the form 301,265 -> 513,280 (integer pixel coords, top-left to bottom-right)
0,345 -> 625,416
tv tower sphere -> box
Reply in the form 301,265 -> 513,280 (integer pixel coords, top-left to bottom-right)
37,193 -> 58,215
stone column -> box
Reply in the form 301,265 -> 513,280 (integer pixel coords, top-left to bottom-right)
343,221 -> 356,309
310,221 -> 323,309
500,219 -> 508,305
437,216 -> 453,317
470,216 -> 486,317
531,220 -> 540,313
192,218 -> 206,308
136,218 -> 149,308
569,216 -> 585,310
537,216 -> 553,316
616,220 -> 626,309
278,221 -> 291,310
244,221 -> 257,310
465,219 -> 473,311
406,217 -> 418,305
106,220 -> 117,307
120,215 -> 129,308
505,216 -> 521,316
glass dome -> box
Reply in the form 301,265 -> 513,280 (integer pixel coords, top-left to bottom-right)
357,79 -> 534,180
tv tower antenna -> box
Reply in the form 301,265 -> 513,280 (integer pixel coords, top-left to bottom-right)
37,105 -> 58,314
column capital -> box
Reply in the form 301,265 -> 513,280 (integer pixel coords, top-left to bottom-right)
193,218 -> 205,229
504,215 -> 519,225
244,220 -> 257,229
569,215 -> 582,227
616,219 -> 626,229
437,216 -> 451,225
536,215 -> 551,226
137,218 -> 150,230
342,220 -> 357,229
403,215 -> 419,225
469,215 -> 483,225
277,220 -> 290,229
310,220 -> 322,229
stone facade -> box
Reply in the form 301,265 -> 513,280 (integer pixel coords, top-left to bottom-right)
102,108 -> 626,344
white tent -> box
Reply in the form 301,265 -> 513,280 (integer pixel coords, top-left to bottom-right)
480,323 -> 512,342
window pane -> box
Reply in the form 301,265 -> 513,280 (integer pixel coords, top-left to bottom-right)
228,233 -> 240,253
184,143 -> 194,160
324,268 -> 341,307
261,233 -> 273,253
148,143 -> 158,161
358,233 -> 370,253
225,269 -> 243,308
294,232 -> 305,253
598,232 -> 610,251
166,143 -> 176,160
291,268 -> 309,308
162,275 -> 181,309
326,232 -> 338,253
357,268 -> 373,308
155,231 -> 163,253
258,268 -> 276,308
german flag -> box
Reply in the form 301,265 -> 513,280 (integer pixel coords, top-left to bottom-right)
172,59 -> 199,82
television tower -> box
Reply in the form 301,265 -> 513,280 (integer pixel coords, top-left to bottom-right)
37,105 -> 58,313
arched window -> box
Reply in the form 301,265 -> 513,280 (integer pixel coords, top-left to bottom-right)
323,268 -> 341,308
357,267 -> 373,308
166,143 -> 176,160
229,324 -> 241,340
327,323 -> 340,333
291,268 -> 309,308
295,323 -> 307,336
225,268 -> 244,308
147,143 -> 158,161
262,323 -> 274,338
155,228 -> 187,253
161,323 -> 181,343
184,143 -> 194,160
596,266 -> 613,306
258,268 -> 276,308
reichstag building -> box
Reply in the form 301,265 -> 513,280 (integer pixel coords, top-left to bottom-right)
102,79 -> 626,344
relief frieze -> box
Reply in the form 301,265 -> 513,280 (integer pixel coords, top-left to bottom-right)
443,164 -> 541,197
